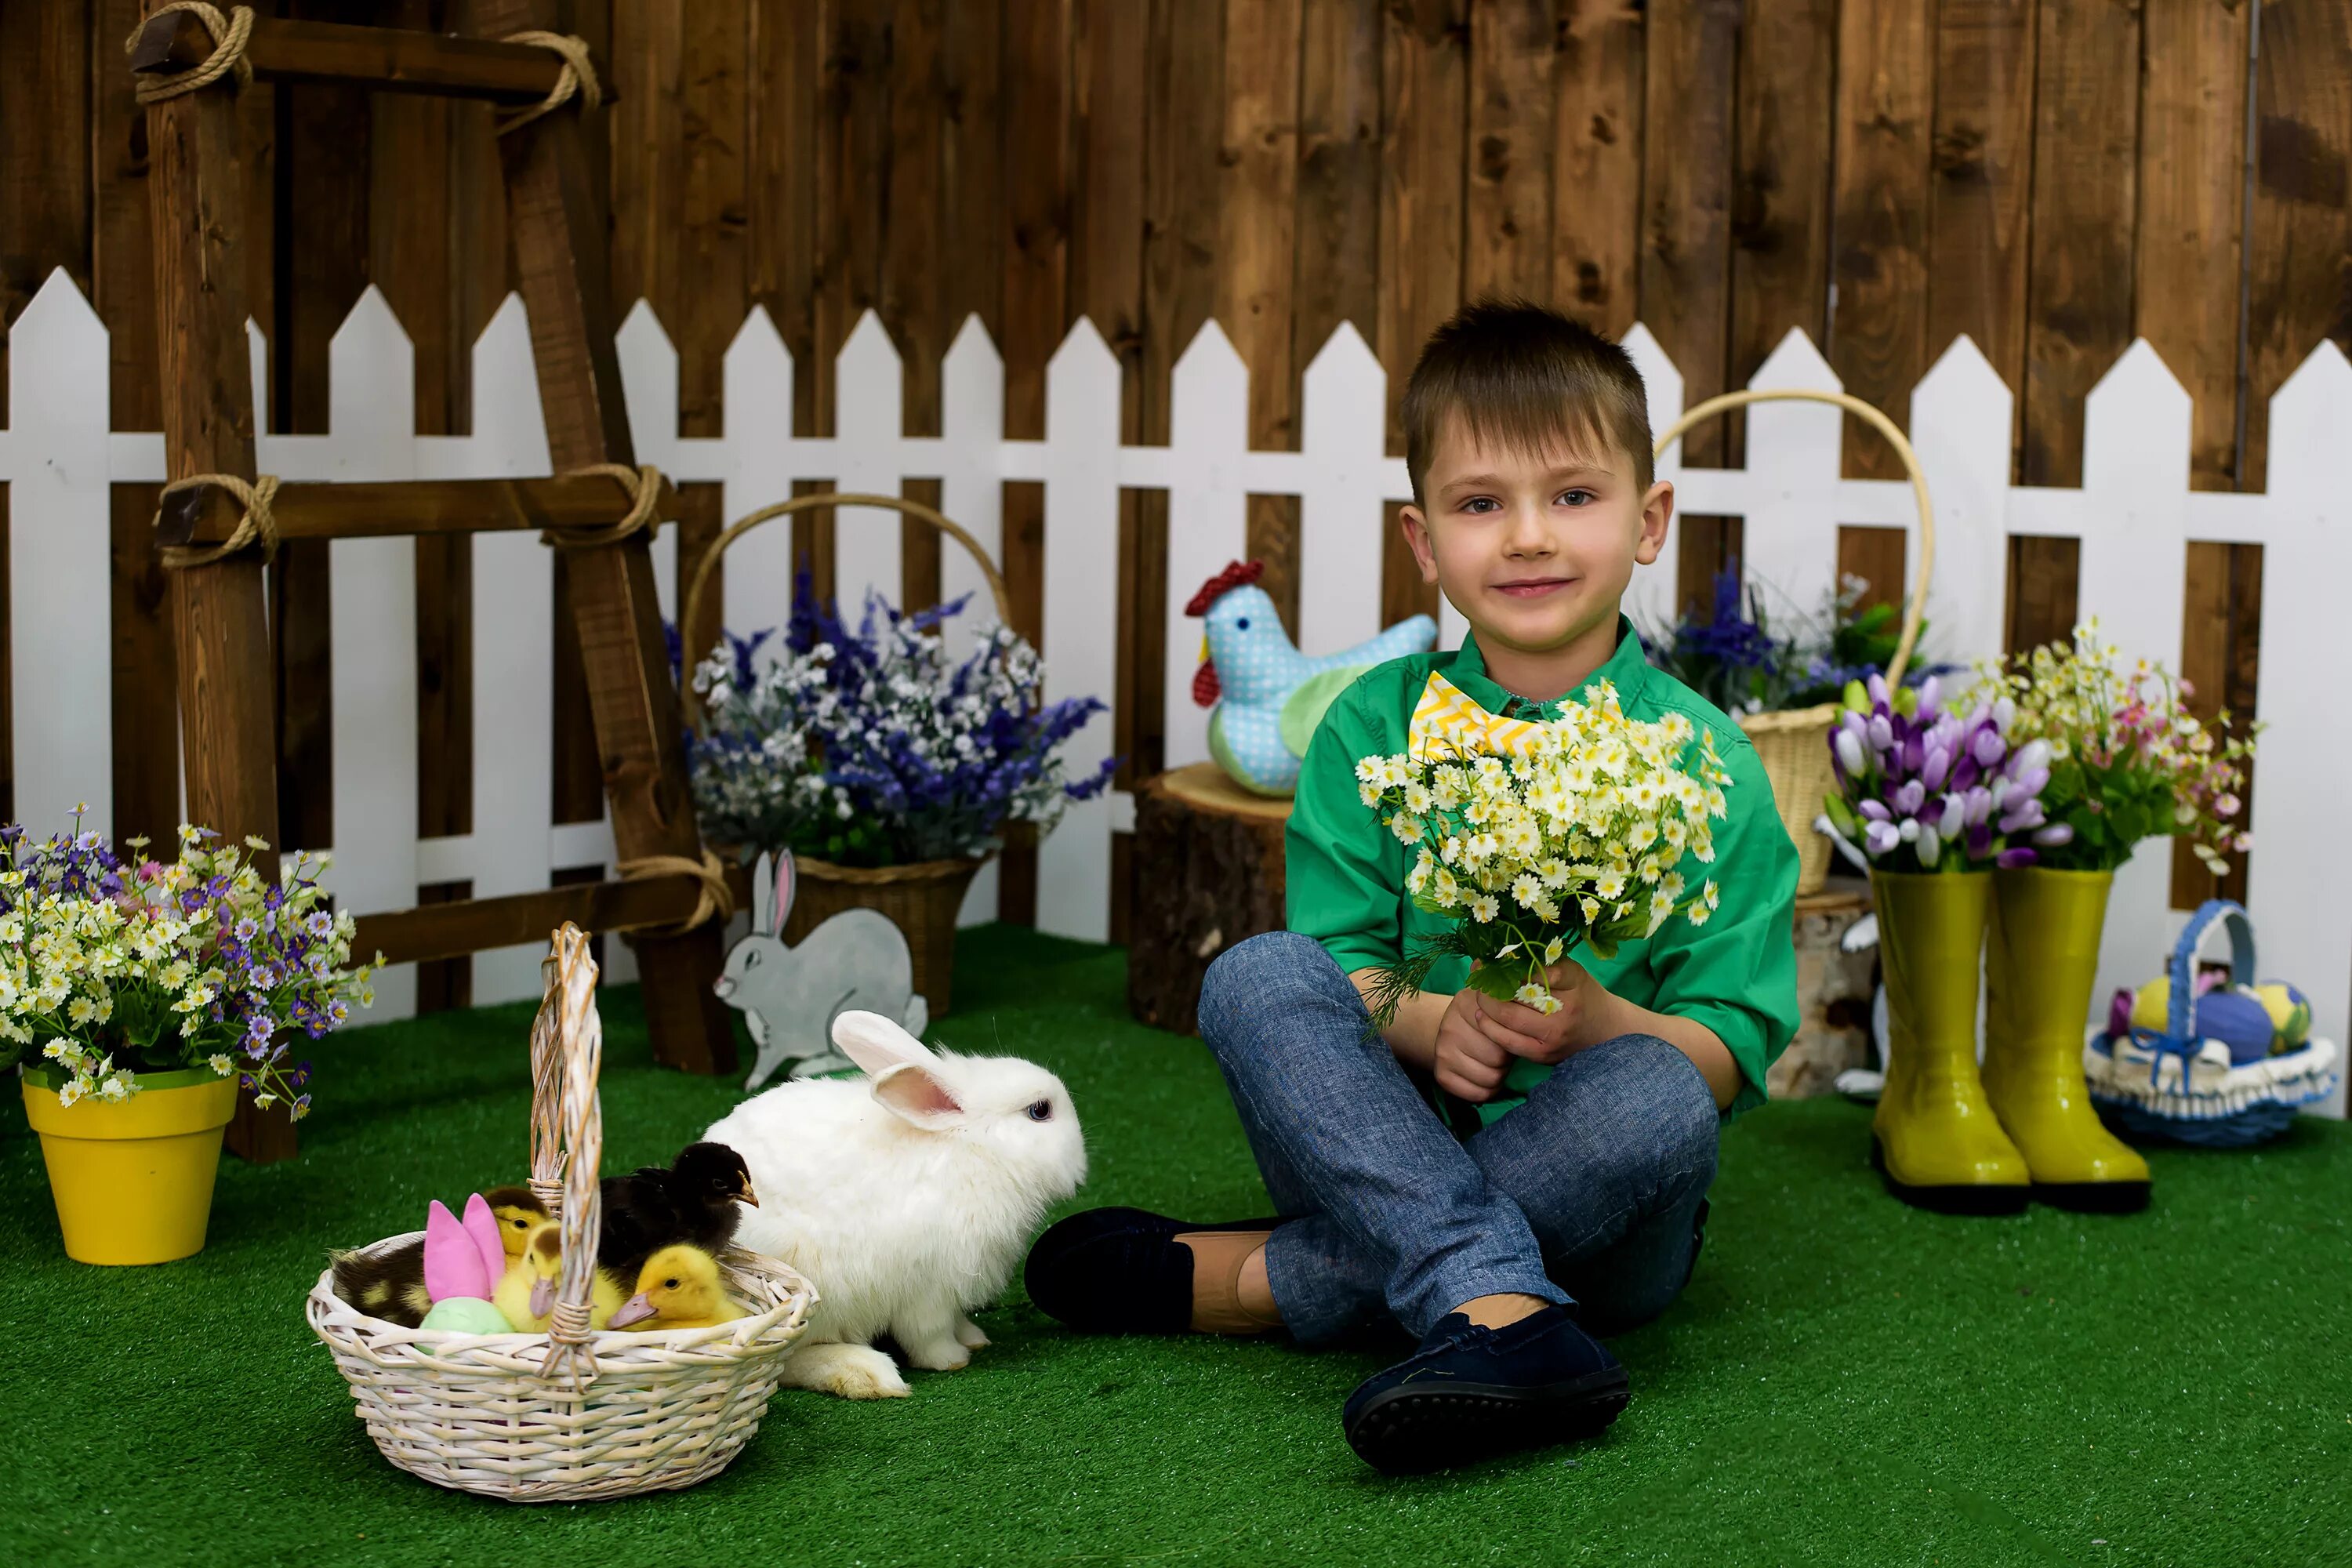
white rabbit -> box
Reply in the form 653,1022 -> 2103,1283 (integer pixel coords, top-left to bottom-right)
706,1008 -> 1087,1399
715,849 -> 929,1089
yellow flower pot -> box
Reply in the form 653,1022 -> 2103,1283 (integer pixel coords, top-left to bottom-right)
1869,870 -> 2030,1214
1984,866 -> 2151,1210
21,1065 -> 239,1265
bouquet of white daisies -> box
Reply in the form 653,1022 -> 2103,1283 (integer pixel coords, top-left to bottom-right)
1355,680 -> 1731,1026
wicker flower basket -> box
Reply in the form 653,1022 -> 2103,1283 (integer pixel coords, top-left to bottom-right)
682,492 -> 1022,1014
1652,390 -> 1938,897
307,925 -> 817,1503
1735,702 -> 1843,896
782,852 -> 986,1015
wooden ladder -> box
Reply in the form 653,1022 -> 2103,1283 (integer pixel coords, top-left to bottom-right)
131,4 -> 735,1161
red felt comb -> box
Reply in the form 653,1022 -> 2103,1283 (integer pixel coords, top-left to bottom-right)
1185,559 -> 1265,617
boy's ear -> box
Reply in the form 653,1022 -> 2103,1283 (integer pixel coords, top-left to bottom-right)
1399,505 -> 1439,584
1633,480 -> 1675,567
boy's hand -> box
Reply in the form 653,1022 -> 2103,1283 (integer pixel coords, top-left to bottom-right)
1472,959 -> 1606,1068
1432,989 -> 1515,1102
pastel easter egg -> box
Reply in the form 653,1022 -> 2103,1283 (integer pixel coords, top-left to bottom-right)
419,1297 -> 517,1335
2193,989 -> 2275,1067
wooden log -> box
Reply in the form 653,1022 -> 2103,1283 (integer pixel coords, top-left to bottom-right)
143,62 -> 293,1163
1127,764 -> 1293,1036
1768,880 -> 1877,1100
129,13 -> 603,107
155,472 -> 682,545
354,862 -> 753,969
477,0 -> 735,1076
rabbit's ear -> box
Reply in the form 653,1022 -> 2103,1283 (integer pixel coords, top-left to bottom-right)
833,1007 -> 941,1076
869,1062 -> 965,1129
773,850 -> 799,931
752,851 -> 775,933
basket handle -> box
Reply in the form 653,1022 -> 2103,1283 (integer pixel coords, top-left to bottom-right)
2165,898 -> 2256,1039
677,493 -> 1014,732
1650,388 -> 1936,690
526,924 -> 606,1387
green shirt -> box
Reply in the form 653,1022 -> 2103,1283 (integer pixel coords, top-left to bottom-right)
1284,615 -> 1800,1123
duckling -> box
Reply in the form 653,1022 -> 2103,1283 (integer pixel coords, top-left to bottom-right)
483,1185 -> 551,1257
492,1221 -> 625,1333
607,1244 -> 747,1331
332,1241 -> 435,1327
331,1185 -> 550,1327
597,1142 -> 758,1279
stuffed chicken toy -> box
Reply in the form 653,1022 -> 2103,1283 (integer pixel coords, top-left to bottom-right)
1187,559 -> 1437,796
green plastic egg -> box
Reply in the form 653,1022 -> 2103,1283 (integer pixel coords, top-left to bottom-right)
419,1296 -> 517,1335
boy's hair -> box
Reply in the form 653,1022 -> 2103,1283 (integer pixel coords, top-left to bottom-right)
1400,296 -> 1654,507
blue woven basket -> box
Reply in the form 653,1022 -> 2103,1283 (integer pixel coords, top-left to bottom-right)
2085,899 -> 2339,1149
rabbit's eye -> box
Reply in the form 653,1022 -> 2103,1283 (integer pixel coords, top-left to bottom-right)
742,949 -> 760,967
1025,1099 -> 1053,1122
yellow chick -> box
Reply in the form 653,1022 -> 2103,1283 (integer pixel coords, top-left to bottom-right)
607,1244 -> 746,1331
483,1185 -> 551,1258
493,1221 -> 624,1333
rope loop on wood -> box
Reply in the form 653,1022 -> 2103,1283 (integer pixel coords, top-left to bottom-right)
540,463 -> 666,550
125,2 -> 254,102
496,31 -> 602,135
155,472 -> 281,568
615,849 -> 736,936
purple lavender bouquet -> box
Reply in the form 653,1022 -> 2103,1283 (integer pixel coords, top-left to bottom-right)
685,579 -> 1117,869
1820,673 -> 2065,873
0,812 -> 379,1115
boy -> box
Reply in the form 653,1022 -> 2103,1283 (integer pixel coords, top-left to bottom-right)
1024,298 -> 1799,1474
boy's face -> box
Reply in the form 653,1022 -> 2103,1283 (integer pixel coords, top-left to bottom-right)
1401,413 -> 1672,659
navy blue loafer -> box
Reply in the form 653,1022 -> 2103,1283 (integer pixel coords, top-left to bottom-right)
1023,1207 -> 1283,1335
1342,1305 -> 1629,1475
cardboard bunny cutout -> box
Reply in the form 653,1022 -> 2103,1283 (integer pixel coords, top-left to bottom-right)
713,849 -> 930,1089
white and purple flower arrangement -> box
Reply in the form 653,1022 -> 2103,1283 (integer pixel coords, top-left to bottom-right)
1820,673 -> 2063,873
683,577 -> 1117,869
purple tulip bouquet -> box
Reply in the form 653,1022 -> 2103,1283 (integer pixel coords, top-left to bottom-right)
1820,672 -> 2062,873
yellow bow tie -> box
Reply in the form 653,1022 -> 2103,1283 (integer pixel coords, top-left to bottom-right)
1407,672 -> 1553,763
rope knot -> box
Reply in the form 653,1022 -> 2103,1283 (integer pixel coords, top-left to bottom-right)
616,849 -> 736,935
155,473 -> 281,568
498,31 -> 602,135
127,3 -> 255,103
541,463 -> 665,550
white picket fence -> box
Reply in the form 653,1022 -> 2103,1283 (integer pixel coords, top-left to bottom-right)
3,266 -> 2346,1114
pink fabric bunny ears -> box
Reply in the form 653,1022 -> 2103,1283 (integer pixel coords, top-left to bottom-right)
423,1193 -> 509,1303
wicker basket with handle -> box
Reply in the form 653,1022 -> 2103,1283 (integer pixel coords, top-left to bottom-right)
307,924 -> 817,1503
1650,390 -> 1936,896
680,495 -> 1019,1014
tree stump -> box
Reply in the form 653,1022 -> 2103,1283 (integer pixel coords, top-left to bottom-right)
1768,878 -> 1877,1098
1127,764 -> 1292,1036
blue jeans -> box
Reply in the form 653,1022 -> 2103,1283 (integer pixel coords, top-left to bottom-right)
1197,931 -> 1719,1346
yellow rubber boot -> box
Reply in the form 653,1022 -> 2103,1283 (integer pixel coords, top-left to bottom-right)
1984,866 -> 2151,1212
1870,871 -> 2031,1214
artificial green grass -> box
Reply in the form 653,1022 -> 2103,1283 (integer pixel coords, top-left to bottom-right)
3,924 -> 2347,1567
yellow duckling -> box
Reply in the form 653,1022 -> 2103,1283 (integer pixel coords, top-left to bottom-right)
484,1185 -> 551,1258
607,1244 -> 747,1331
493,1221 -> 625,1333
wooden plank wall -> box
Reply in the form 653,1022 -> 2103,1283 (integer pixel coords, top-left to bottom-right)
5,0 -> 2346,956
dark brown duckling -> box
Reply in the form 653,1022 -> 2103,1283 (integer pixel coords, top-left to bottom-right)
597,1142 -> 757,1279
